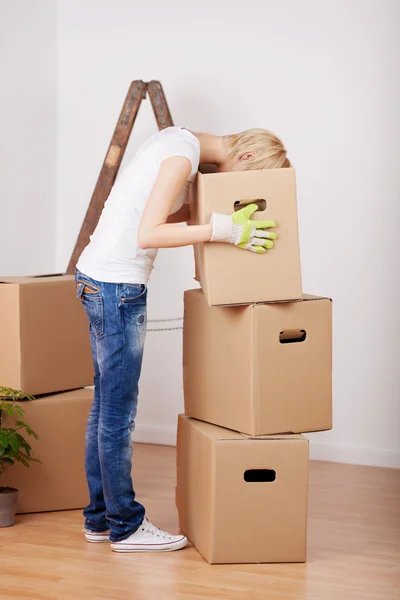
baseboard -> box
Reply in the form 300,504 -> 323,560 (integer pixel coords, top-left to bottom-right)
133,424 -> 177,446
133,424 -> 400,469
308,441 -> 400,469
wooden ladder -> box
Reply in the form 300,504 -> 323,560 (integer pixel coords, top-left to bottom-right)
66,80 -> 173,274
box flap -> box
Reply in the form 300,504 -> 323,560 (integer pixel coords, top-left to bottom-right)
27,388 -> 94,403
210,293 -> 331,308
301,293 -> 332,302
0,277 -> 33,285
179,416 -> 307,443
0,274 -> 71,285
255,293 -> 331,304
240,433 -> 307,442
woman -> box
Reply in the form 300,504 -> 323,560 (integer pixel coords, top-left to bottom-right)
75,126 -> 291,552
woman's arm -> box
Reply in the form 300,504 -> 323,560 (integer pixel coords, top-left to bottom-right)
166,203 -> 190,224
138,156 -> 212,249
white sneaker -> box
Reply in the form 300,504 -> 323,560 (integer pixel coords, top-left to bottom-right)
84,529 -> 110,543
110,517 -> 188,553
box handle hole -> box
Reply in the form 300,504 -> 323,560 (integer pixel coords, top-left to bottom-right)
279,329 -> 307,344
234,199 -> 267,212
244,469 -> 276,482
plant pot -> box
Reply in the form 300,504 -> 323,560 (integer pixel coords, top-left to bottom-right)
0,487 -> 19,527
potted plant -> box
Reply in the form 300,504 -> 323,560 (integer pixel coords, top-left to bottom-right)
0,386 -> 41,527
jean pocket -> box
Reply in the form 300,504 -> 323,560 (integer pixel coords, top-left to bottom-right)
76,279 -> 101,297
81,296 -> 104,337
120,284 -> 147,304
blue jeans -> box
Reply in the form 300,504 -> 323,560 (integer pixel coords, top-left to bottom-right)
75,269 -> 147,542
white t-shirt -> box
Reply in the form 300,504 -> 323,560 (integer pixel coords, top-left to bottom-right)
77,127 -> 200,284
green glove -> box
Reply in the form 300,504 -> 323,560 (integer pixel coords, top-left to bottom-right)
210,204 -> 277,254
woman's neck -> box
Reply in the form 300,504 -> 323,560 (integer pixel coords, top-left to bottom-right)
194,133 -> 228,166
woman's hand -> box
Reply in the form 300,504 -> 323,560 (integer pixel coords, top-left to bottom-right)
210,204 -> 278,254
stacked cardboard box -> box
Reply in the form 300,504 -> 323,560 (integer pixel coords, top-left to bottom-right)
0,274 -> 94,513
176,168 -> 332,564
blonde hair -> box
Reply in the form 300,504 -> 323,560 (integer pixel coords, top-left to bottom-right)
223,128 -> 291,171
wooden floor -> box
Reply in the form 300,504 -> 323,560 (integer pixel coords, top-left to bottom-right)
1,445 -> 399,600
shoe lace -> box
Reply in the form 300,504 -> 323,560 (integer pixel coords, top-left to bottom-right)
142,518 -> 172,540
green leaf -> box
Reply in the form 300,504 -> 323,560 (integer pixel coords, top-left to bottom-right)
0,388 -> 38,473
25,426 -> 39,440
0,432 -> 10,447
20,440 -> 32,456
16,435 -> 31,451
18,451 -> 31,460
0,387 -> 34,402
10,436 -> 21,453
3,449 -> 15,457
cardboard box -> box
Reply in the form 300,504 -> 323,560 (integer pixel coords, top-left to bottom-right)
0,274 -> 94,396
190,168 -> 302,305
1,388 -> 92,513
183,289 -> 332,436
176,415 -> 309,564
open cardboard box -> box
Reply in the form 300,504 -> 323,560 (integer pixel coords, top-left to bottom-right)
189,168 -> 303,306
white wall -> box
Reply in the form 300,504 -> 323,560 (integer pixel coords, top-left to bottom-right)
0,1 -> 57,275
55,0 -> 399,468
